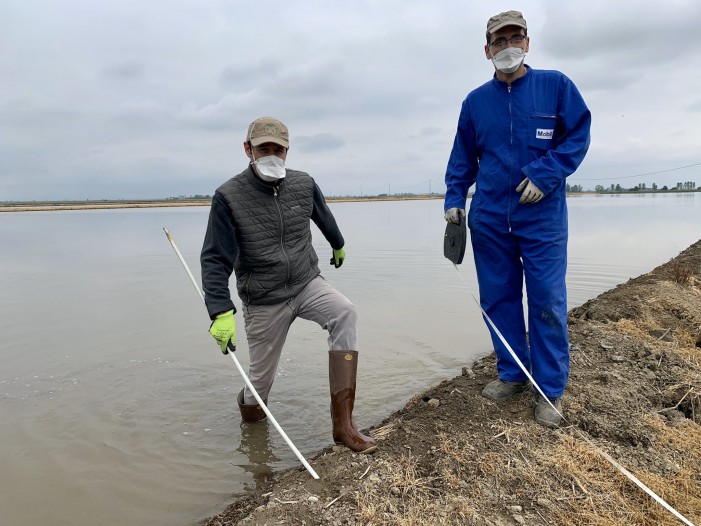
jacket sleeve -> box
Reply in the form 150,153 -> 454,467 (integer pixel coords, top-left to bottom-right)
200,192 -> 238,319
310,181 -> 345,250
444,97 -> 479,211
522,75 -> 591,195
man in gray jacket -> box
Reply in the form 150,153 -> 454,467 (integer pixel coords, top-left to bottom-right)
200,117 -> 376,453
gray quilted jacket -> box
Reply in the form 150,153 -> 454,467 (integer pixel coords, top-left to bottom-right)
201,166 -> 344,318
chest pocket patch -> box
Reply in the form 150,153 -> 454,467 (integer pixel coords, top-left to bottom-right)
529,114 -> 557,152
536,128 -> 554,140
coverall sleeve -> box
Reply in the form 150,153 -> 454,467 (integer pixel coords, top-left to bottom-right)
310,181 -> 345,250
200,192 -> 239,319
444,98 -> 479,211
522,76 -> 592,195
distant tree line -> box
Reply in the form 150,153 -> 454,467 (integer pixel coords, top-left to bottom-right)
166,194 -> 212,200
163,183 -> 700,201
570,181 -> 698,193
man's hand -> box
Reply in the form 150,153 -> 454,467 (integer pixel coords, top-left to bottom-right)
330,247 -> 346,268
209,310 -> 236,354
444,208 -> 466,224
516,178 -> 544,203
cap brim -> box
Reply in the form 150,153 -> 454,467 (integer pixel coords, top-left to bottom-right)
250,136 -> 289,148
489,21 -> 527,35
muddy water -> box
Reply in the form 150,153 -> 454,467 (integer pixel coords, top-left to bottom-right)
1,194 -> 699,526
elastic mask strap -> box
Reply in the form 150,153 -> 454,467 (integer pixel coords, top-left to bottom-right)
247,141 -> 255,163
247,123 -> 256,163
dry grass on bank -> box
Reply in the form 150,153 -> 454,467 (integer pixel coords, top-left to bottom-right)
353,417 -> 701,526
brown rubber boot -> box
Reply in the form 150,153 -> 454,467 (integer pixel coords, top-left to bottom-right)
237,388 -> 267,423
329,351 -> 377,453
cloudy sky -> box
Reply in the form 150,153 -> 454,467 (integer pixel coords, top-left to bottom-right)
2,0 -> 701,201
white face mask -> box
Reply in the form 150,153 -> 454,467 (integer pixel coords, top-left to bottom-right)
491,47 -> 526,74
252,154 -> 286,182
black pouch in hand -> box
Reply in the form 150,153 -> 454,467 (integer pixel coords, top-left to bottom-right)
443,217 -> 467,265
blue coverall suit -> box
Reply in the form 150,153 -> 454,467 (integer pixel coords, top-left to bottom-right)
445,65 -> 591,398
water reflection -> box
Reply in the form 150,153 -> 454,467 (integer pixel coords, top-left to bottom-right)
236,420 -> 279,492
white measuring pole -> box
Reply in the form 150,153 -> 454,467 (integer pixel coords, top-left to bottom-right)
163,228 -> 319,479
452,263 -> 695,526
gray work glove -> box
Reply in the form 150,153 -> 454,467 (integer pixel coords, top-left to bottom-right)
516,178 -> 544,204
444,208 -> 466,224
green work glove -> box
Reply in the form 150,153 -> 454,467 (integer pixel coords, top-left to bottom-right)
209,310 -> 236,354
330,246 -> 346,268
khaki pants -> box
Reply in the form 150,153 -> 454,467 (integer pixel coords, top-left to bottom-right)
241,276 -> 357,404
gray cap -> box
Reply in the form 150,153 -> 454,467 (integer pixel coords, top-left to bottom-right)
486,10 -> 527,36
246,117 -> 289,148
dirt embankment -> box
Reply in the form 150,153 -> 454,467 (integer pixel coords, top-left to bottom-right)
202,241 -> 701,526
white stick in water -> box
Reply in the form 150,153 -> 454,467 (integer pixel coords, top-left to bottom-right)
163,227 -> 319,480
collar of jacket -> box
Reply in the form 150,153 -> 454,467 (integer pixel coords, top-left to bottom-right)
244,165 -> 287,194
491,64 -> 531,90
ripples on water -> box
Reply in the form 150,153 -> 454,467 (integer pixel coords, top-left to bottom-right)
0,194 -> 698,525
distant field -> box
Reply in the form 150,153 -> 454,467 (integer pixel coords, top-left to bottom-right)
0,200 -> 211,212
0,195 -> 444,212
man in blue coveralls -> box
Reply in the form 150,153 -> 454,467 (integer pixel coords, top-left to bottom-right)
444,10 -> 591,427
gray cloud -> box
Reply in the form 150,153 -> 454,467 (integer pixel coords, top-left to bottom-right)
295,133 -> 346,153
219,58 -> 284,90
2,0 -> 700,200
101,60 -> 145,80
417,127 -> 441,137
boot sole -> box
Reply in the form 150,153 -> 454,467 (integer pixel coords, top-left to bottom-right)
334,441 -> 378,454
535,417 -> 561,428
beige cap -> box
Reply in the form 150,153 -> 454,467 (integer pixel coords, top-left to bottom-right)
486,10 -> 527,36
246,117 -> 289,148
